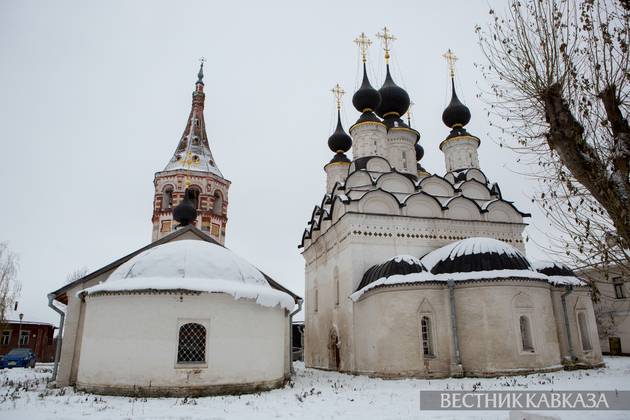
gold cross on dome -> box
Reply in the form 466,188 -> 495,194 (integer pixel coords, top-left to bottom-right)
376,27 -> 396,64
407,100 -> 414,126
354,32 -> 372,63
331,84 -> 345,110
443,49 -> 458,78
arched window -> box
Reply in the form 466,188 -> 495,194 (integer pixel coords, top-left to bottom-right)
520,316 -> 534,351
177,323 -> 206,363
188,187 -> 201,209
162,186 -> 173,210
578,312 -> 592,350
421,316 -> 434,357
213,191 -> 223,215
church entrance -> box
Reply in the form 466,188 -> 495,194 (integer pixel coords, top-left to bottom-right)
329,328 -> 340,370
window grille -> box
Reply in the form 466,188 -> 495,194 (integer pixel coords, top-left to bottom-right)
177,323 -> 206,363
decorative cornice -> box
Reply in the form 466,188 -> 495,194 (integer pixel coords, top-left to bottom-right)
439,135 -> 481,150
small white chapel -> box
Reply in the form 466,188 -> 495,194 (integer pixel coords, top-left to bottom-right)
48,63 -> 300,397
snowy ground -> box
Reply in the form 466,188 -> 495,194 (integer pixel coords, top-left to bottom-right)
0,358 -> 628,420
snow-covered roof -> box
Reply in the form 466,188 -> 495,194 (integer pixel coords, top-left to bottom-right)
80,240 -> 295,309
163,152 -> 223,177
3,314 -> 55,326
350,238 -> 590,300
422,237 -> 531,274
357,255 -> 427,291
530,261 -> 589,286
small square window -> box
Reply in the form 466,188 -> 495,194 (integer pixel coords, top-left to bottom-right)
613,279 -> 626,299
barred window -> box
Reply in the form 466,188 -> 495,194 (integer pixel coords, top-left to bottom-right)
421,316 -> 434,357
177,323 -> 206,363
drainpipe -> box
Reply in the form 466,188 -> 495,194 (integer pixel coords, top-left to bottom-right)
561,285 -> 577,361
47,293 -> 65,383
289,298 -> 303,375
447,280 -> 460,365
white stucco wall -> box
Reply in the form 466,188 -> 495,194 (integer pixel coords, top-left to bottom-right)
352,281 -> 566,377
76,292 -> 287,393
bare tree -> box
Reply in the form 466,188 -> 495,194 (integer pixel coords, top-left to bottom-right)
65,266 -> 90,284
476,0 -> 630,282
0,242 -> 21,326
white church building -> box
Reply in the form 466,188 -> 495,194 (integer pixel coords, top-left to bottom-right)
48,64 -> 300,396
299,34 -> 603,378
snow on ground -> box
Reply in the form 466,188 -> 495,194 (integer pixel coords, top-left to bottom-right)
1,358 -> 629,420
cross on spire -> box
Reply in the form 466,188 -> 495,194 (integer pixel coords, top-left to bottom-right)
443,49 -> 458,78
354,32 -> 372,63
331,84 -> 345,110
407,100 -> 414,126
197,57 -> 206,85
178,151 -> 200,188
376,27 -> 396,64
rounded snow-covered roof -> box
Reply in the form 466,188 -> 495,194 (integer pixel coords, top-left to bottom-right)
531,261 -> 588,286
358,255 -> 428,291
350,238 -> 589,302
423,237 -> 532,275
81,240 -> 295,309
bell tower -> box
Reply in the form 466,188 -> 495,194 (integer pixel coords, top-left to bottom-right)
151,60 -> 231,244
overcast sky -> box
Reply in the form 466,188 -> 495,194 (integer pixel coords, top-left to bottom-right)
0,0 -> 555,325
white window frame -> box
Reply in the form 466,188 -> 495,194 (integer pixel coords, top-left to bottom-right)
1,331 -> 10,346
19,331 -> 29,346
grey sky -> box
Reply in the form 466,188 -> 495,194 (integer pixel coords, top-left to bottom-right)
0,1 -> 550,325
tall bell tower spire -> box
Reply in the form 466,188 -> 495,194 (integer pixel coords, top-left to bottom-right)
151,60 -> 231,244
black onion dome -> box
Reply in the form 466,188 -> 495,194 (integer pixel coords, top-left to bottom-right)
357,255 -> 428,291
173,188 -> 197,226
429,238 -> 532,275
375,65 -> 410,119
442,78 -> 470,128
355,111 -> 382,125
328,110 -> 352,153
415,143 -> 424,162
328,152 -> 351,164
353,63 -> 382,113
